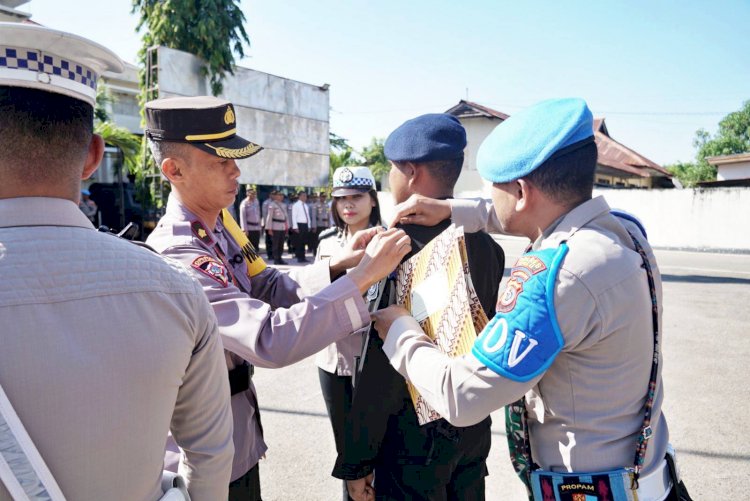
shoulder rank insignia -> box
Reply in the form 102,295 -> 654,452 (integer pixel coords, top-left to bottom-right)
191,220 -> 214,245
192,255 -> 229,287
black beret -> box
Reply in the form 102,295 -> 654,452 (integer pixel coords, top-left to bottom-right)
384,113 -> 466,163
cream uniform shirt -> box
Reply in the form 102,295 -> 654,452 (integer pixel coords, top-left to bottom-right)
314,228 -> 370,376
0,197 -> 234,501
383,196 -> 669,475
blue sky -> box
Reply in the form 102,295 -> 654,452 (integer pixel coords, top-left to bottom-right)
24,0 -> 750,165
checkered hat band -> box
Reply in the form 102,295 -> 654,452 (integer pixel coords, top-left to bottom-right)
333,177 -> 374,188
0,46 -> 97,89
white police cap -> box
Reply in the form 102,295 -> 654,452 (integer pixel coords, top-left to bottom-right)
0,22 -> 123,107
331,166 -> 376,197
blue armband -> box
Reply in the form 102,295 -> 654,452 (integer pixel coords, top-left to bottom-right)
472,244 -> 568,382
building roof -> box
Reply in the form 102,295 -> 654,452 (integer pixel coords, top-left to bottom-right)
445,100 -> 509,120
446,100 -> 670,179
706,152 -> 750,165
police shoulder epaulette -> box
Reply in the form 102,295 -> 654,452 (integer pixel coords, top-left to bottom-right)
318,227 -> 339,241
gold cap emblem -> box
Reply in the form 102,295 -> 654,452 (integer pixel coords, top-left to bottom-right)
224,106 -> 236,125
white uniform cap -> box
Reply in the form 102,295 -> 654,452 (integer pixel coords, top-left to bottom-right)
0,22 -> 124,107
331,166 -> 376,197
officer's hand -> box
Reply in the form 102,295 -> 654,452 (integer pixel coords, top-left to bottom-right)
346,473 -> 374,501
387,194 -> 451,228
347,228 -> 411,294
329,227 -> 383,275
372,305 -> 412,341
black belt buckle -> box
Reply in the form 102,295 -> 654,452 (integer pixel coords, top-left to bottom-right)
229,361 -> 254,396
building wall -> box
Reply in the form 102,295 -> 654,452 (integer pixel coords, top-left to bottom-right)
717,161 -> 750,181
454,117 -> 499,195
156,47 -> 330,187
594,187 -> 750,251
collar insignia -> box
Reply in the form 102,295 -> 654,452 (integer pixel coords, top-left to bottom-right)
191,220 -> 213,245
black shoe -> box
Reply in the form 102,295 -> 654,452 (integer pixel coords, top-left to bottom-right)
274,259 -> 288,265
297,258 -> 309,263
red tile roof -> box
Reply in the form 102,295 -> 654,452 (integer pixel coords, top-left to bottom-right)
446,101 -> 670,178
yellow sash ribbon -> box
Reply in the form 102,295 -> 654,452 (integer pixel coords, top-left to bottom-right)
221,208 -> 267,277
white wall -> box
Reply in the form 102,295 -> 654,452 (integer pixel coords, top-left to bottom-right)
454,118 -> 498,195
593,187 -> 750,251
156,47 -> 330,187
718,161 -> 750,181
436,186 -> 750,252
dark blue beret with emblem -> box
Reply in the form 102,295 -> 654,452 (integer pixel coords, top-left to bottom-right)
384,113 -> 466,163
477,98 -> 594,183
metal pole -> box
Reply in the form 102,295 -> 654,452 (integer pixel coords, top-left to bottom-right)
117,147 -> 125,230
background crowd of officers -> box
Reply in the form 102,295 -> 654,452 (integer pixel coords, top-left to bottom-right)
238,188 -> 333,264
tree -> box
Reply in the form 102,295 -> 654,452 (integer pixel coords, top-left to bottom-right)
668,100 -> 750,187
94,84 -> 141,177
131,0 -> 250,207
132,0 -> 250,96
360,137 -> 390,184
328,132 -> 358,190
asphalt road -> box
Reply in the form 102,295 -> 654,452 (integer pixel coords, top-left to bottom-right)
254,239 -> 750,500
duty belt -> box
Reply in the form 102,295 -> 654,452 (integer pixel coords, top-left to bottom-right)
272,218 -> 286,223
228,361 -> 254,396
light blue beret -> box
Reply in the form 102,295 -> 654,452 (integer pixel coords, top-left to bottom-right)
476,98 -> 594,183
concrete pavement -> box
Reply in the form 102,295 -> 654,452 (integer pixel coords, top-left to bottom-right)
252,238 -> 750,500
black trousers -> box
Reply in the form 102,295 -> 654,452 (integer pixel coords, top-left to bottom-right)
319,368 -> 355,501
309,227 -> 320,255
271,229 -> 286,262
293,223 -> 309,261
246,230 -> 261,251
228,462 -> 262,501
264,231 -> 273,258
375,419 -> 491,501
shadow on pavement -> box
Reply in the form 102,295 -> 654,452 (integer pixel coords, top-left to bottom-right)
661,274 -> 750,285
259,406 -> 328,419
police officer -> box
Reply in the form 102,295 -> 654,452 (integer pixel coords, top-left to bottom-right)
239,186 -> 262,250
290,190 -> 312,263
265,189 -> 289,264
261,190 -> 275,259
143,95 -> 411,501
376,98 -> 690,500
336,115 -> 505,501
78,188 -> 98,223
316,166 -> 383,501
0,23 -> 233,500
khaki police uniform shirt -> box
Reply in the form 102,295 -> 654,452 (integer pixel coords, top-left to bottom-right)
239,198 -> 261,232
315,200 -> 331,230
383,196 -> 669,475
314,228 -> 368,376
261,198 -> 272,228
265,200 -> 288,231
0,197 -> 233,501
147,193 -> 370,481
